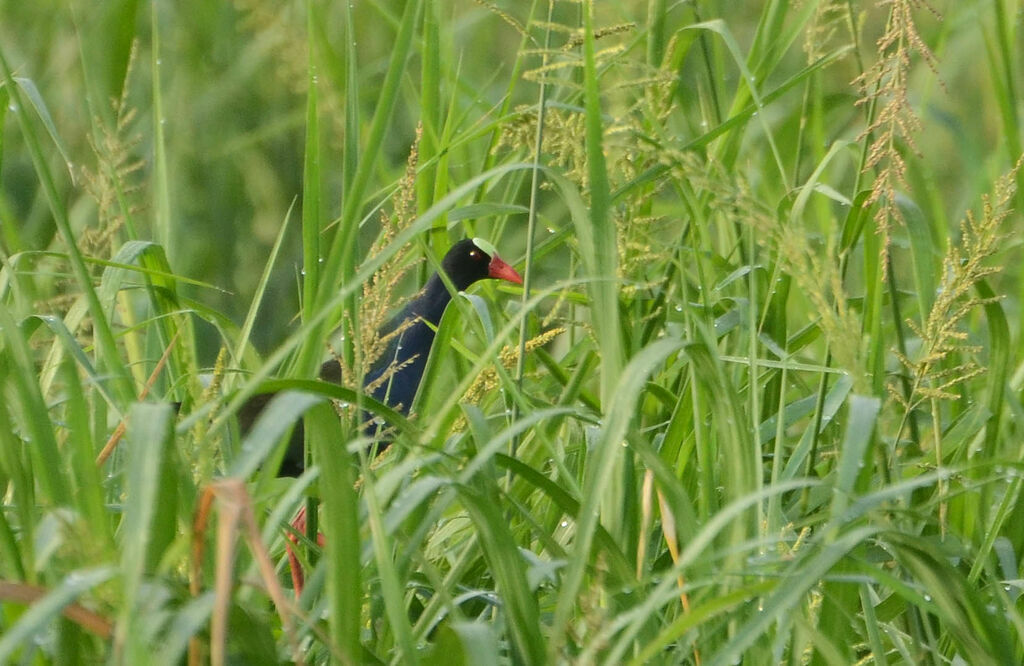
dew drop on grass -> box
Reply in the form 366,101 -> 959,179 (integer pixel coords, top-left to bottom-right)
560,520 -> 568,527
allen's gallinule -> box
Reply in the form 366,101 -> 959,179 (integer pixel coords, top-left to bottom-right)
244,238 -> 522,594
240,237 -> 523,475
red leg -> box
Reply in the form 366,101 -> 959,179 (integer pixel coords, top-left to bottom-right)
284,505 -> 325,598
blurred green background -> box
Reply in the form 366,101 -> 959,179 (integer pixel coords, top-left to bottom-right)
2,1 -> 1012,357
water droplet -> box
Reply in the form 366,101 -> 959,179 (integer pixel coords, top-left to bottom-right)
560,520 -> 568,527
923,594 -> 932,602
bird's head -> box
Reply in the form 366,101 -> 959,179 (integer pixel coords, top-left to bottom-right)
441,238 -> 523,291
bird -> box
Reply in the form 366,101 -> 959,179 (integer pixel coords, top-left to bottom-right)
239,237 -> 524,476
238,237 -> 523,595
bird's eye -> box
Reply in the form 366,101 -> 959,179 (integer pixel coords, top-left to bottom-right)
469,250 -> 481,260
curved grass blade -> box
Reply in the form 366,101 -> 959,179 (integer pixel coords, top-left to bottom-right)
0,567 -> 115,661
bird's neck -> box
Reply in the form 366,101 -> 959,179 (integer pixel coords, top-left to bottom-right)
407,272 -> 454,325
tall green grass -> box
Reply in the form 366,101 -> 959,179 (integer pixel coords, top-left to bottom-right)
1,0 -> 1023,663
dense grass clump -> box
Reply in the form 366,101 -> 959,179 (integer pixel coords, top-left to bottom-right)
1,1 -> 1023,663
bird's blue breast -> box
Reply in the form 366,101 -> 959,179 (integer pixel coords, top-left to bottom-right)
364,316 -> 437,414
